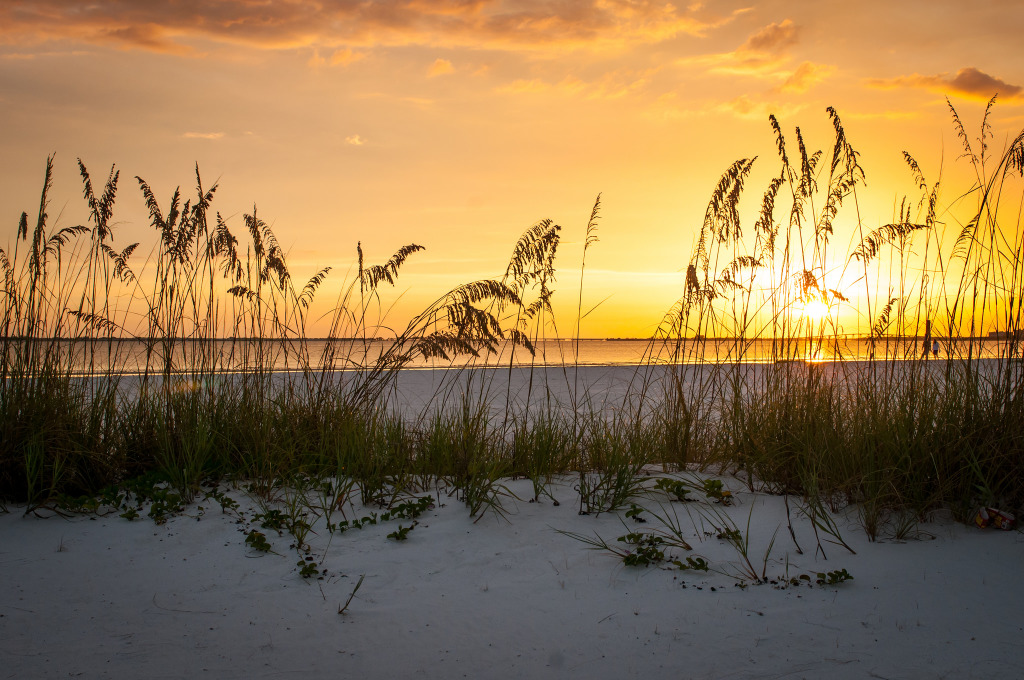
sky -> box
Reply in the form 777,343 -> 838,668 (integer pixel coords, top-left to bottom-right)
1,0 -> 1022,338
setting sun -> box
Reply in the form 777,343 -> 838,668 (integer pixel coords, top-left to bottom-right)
802,299 -> 831,324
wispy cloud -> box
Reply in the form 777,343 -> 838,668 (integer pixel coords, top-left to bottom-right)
183,131 -> 224,140
659,21 -> 824,118
1,49 -> 93,60
330,48 -> 366,67
428,58 -> 454,77
715,95 -> 804,120
867,67 -> 1022,101
355,92 -> 436,109
717,19 -> 799,74
497,78 -> 550,95
0,1 -> 738,56
496,67 -> 656,100
739,19 -> 798,54
645,91 -> 806,122
344,134 -> 366,146
675,19 -> 801,76
776,61 -> 834,94
842,110 -> 921,121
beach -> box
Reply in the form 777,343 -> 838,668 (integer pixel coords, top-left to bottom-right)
2,475 -> 1023,679
3,362 -> 1024,679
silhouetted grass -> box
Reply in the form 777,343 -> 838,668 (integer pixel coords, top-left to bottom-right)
2,101 -> 1022,535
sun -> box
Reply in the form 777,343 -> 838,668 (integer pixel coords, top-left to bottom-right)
803,299 -> 830,323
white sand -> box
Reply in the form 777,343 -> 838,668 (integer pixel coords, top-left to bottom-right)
3,365 -> 1023,679
4,479 -> 1023,679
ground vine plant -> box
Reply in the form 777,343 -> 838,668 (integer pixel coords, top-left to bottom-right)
2,103 -> 1022,559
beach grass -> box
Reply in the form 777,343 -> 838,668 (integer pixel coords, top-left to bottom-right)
2,102 -> 1022,540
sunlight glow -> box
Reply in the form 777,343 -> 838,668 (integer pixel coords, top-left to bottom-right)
802,299 -> 830,323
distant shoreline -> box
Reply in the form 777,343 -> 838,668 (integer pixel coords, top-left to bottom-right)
9,335 -> 1019,342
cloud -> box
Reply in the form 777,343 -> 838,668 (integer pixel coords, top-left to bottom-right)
868,67 -> 1022,101
777,61 -> 834,94
0,1 -> 739,56
646,91 -> 806,122
496,78 -> 550,95
428,58 -> 454,77
311,47 -> 367,69
495,67 -> 656,100
718,95 -> 764,118
727,19 -> 798,73
842,110 -> 921,121
330,48 -> 366,67
344,134 -> 366,145
715,95 -> 804,120
307,50 -> 327,68
738,19 -> 798,54
183,131 -> 224,140
679,19 -> 800,76
99,22 -> 191,54
1,49 -> 91,60
355,92 -> 435,109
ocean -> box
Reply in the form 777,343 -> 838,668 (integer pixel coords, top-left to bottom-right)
16,336 -> 1015,376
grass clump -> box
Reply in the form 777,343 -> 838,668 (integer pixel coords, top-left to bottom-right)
2,99 -> 1023,542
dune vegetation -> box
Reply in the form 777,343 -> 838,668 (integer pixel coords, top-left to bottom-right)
2,101 -> 1022,552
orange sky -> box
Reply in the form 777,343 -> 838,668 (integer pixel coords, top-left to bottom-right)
1,1 -> 1022,338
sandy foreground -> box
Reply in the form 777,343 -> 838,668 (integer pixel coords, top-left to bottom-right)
3,365 -> 1024,679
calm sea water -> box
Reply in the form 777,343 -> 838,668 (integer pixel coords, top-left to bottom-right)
22,336 -> 1016,376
